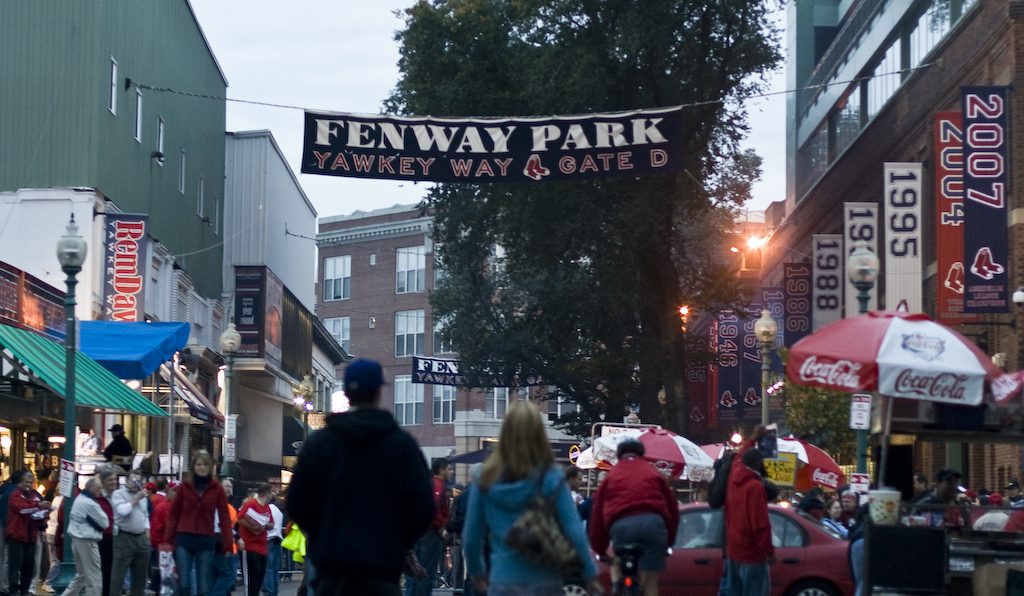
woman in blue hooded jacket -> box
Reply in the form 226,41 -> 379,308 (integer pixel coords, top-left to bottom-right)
462,401 -> 600,595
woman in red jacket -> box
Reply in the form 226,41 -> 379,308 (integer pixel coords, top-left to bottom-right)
161,451 -> 232,596
6,470 -> 51,596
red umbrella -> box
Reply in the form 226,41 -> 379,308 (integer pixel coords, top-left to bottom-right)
787,311 -> 1001,405
782,438 -> 845,491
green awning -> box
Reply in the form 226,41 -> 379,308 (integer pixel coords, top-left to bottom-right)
0,324 -> 167,417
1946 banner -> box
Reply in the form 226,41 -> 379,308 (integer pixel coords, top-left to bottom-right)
962,86 -> 1009,313
301,107 -> 685,182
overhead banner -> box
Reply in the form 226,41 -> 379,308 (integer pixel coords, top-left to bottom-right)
783,262 -> 811,346
410,356 -> 547,387
883,163 -> 923,312
301,107 -> 685,182
962,86 -> 1009,313
103,214 -> 148,322
716,311 -> 741,425
812,235 -> 843,330
934,112 -> 978,323
844,203 -> 879,317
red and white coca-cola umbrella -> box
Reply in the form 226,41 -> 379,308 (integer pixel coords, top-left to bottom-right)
699,439 -> 844,491
786,311 -> 1001,405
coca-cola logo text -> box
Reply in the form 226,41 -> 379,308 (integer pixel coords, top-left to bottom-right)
812,468 -> 840,488
798,356 -> 863,389
893,369 -> 967,401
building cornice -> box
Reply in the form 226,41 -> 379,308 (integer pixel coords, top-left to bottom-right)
317,217 -> 433,247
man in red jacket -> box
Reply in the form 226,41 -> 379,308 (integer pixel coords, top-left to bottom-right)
6,470 -> 51,596
724,448 -> 774,596
590,439 -> 679,596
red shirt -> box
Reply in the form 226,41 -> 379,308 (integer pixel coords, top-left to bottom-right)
588,455 -> 680,555
5,488 -> 45,543
163,479 -> 232,553
238,500 -> 271,555
150,499 -> 172,547
430,477 -> 450,530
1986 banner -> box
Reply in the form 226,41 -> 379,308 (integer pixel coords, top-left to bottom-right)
301,107 -> 685,182
962,86 -> 1009,313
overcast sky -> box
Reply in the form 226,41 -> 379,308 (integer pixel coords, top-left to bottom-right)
188,1 -> 785,220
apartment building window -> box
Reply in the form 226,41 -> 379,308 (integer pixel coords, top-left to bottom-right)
134,89 -> 143,142
395,309 -> 425,357
179,150 -> 186,194
547,393 -> 581,422
433,385 -> 456,424
910,3 -> 950,68
156,118 -> 165,163
485,388 -> 510,419
433,316 -> 454,354
109,58 -> 118,115
433,246 -> 445,285
394,375 -> 423,425
396,246 -> 426,294
323,256 -> 351,301
324,316 -> 351,352
197,177 -> 205,216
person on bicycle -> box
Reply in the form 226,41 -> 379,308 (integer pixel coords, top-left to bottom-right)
589,439 -> 679,596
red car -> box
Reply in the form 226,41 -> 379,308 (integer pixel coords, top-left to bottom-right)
588,504 -> 854,596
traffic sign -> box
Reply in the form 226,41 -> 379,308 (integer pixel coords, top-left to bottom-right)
850,394 -> 871,430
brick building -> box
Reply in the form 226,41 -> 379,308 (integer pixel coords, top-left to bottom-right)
316,205 -> 581,467
762,0 -> 1024,490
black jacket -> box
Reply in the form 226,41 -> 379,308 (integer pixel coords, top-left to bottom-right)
103,435 -> 133,461
288,408 -> 434,580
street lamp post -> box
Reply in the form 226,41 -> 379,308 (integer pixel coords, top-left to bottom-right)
218,323 -> 241,480
292,374 -> 315,440
54,214 -> 87,592
754,309 -> 778,426
848,244 -> 880,474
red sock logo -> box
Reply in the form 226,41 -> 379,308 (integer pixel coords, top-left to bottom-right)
523,154 -> 550,180
971,247 -> 1004,280
944,262 -> 965,294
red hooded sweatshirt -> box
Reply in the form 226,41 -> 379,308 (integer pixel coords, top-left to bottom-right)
724,453 -> 774,564
588,455 -> 680,555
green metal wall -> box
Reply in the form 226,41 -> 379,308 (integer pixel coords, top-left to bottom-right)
0,1 -> 226,296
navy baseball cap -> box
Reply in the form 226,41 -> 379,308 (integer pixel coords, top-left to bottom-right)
343,359 -> 386,396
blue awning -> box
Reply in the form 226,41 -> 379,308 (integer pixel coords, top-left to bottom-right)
80,321 -> 191,379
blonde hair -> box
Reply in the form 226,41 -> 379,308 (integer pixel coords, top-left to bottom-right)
480,400 -> 553,490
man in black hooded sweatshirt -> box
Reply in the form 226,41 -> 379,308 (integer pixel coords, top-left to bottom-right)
288,359 -> 434,596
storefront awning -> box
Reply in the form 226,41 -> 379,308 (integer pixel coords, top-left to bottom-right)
0,324 -> 167,417
158,364 -> 225,429
80,321 -> 191,379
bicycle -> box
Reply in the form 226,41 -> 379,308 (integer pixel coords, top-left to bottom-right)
612,543 -> 643,596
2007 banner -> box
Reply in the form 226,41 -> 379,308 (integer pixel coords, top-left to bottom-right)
301,107 -> 685,182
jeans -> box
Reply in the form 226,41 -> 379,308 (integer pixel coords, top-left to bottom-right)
850,537 -> 866,596
261,542 -> 280,596
45,535 -> 61,586
242,553 -> 265,596
62,538 -> 102,596
8,539 -> 36,596
405,531 -> 443,596
209,552 -> 236,596
174,547 -> 215,596
724,559 -> 770,596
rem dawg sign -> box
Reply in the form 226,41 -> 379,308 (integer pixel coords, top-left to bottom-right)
301,107 -> 685,182
103,214 -> 149,321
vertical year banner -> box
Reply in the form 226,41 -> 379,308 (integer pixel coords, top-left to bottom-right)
783,262 -> 811,346
934,112 -> 978,323
812,234 -> 843,330
716,311 -> 740,425
760,287 -> 785,371
883,163 -> 923,312
844,203 -> 880,317
740,304 -> 763,420
962,86 -> 1010,313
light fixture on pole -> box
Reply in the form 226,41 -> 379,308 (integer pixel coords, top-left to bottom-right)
754,308 -> 778,425
292,374 -> 315,441
848,243 -> 879,474
53,213 -> 87,592
218,323 -> 241,479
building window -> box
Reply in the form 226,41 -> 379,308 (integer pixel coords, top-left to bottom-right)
323,256 -> 351,301
433,316 -> 454,354
433,385 -> 456,424
434,246 -> 445,285
134,89 -> 143,142
395,309 -> 425,357
197,177 -> 204,216
485,387 -> 510,419
396,246 -> 426,294
156,118 -> 165,163
833,85 -> 861,158
214,199 -> 220,235
547,392 -> 581,422
910,3 -> 950,69
324,316 -> 351,352
179,150 -> 186,194
109,58 -> 118,115
867,40 -> 900,120
370,253 -> 376,266
394,375 -> 423,425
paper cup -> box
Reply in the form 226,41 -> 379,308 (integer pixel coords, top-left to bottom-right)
868,488 -> 902,525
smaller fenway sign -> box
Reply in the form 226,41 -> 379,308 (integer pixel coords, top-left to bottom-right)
103,214 -> 148,322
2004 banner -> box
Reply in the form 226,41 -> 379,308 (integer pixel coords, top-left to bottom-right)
301,107 -> 685,182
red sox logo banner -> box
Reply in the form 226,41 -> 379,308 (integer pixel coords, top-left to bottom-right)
103,214 -> 148,322
961,87 -> 1009,313
934,113 -> 979,323
301,107 -> 685,182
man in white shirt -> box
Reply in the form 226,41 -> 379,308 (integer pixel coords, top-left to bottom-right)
261,491 -> 284,596
109,471 -> 150,596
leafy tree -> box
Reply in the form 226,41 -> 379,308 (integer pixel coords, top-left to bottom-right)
387,0 -> 781,436
782,383 -> 857,465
